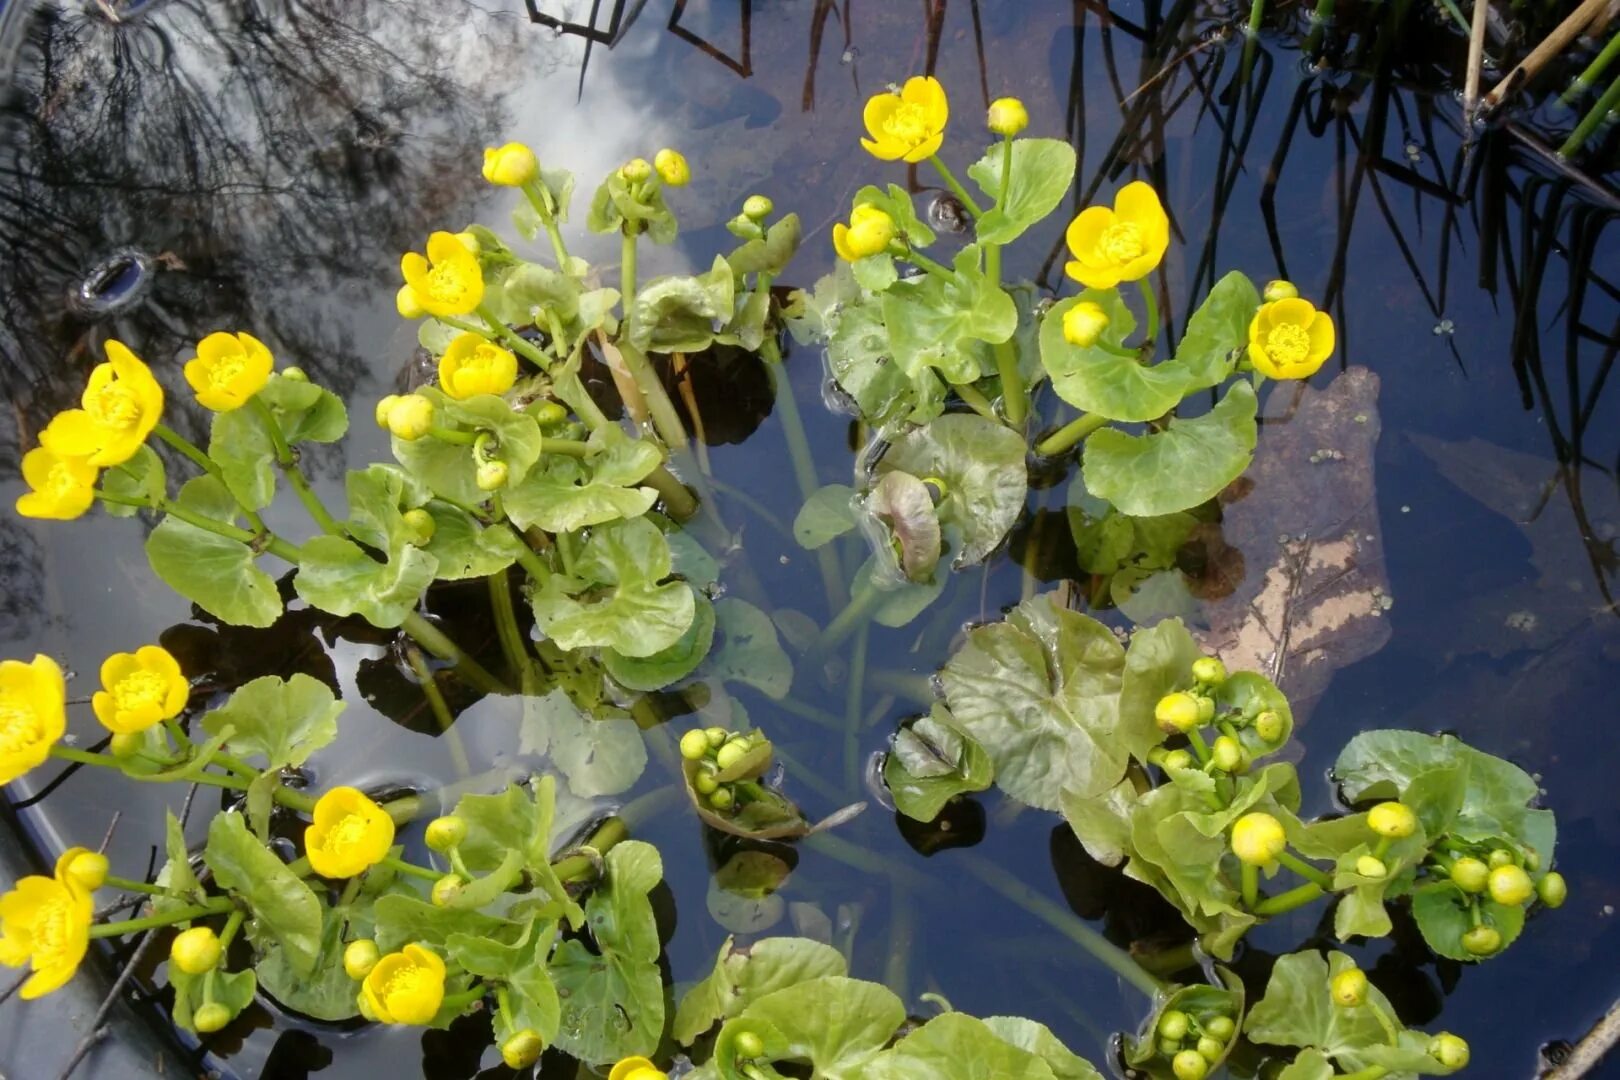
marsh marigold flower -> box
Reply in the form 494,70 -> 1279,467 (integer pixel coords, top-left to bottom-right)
0,654 -> 66,786
861,76 -> 949,163
1247,297 -> 1334,380
305,786 -> 395,878
39,341 -> 163,468
400,232 -> 485,318
987,97 -> 1029,137
92,645 -> 189,736
15,447 -> 98,521
654,148 -> 690,187
184,331 -> 274,412
610,1057 -> 669,1080
1064,182 -> 1170,290
832,205 -> 896,262
481,142 -> 538,187
361,943 -> 445,1025
0,848 -> 93,999
438,334 -> 518,400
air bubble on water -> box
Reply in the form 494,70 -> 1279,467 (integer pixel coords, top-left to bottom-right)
1403,140 -> 1423,164
1433,318 -> 1455,335
842,46 -> 860,65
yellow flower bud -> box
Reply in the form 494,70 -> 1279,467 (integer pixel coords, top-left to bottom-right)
705,727 -> 729,748
1155,691 -> 1202,734
1211,735 -> 1244,773
693,769 -> 719,795
1356,855 -> 1388,879
735,1031 -> 766,1059
402,508 -> 436,546
1450,856 -> 1489,893
502,1029 -> 545,1069
743,194 -> 774,221
679,729 -> 711,761
1191,657 -> 1226,686
1254,710 -> 1285,743
1263,279 -> 1299,302
708,787 -> 734,810
476,460 -> 509,491
609,1056 -> 670,1080
620,158 -> 653,183
431,874 -> 463,907
1231,812 -> 1287,867
1171,1049 -> 1209,1080
987,96 -> 1029,136
832,204 -> 896,262
1158,1009 -> 1189,1041
481,142 -> 539,187
375,395 -> 402,429
654,148 -> 690,187
1062,300 -> 1111,348
386,395 -> 435,441
109,731 -> 143,759
62,850 -> 108,892
1538,871 -> 1568,908
1487,864 -> 1533,906
1330,967 -> 1368,1007
170,926 -> 222,975
1488,848 -> 1514,868
281,366 -> 308,382
1367,802 -> 1417,839
1462,925 -> 1501,956
344,938 -> 381,980
423,815 -> 466,852
357,988 -> 378,1021
193,1001 -> 232,1033
396,285 -> 426,320
1429,1033 -> 1469,1070
1162,748 -> 1194,771
715,740 -> 749,771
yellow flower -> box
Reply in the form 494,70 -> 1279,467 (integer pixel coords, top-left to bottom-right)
0,849 -> 93,999
1247,297 -> 1334,380
861,76 -> 949,163
438,334 -> 518,400
60,849 -> 108,892
183,331 -> 274,412
15,446 -> 99,521
0,655 -> 66,786
39,340 -> 164,467
91,645 -> 189,735
654,148 -> 690,187
1062,301 -> 1111,348
987,97 -> 1029,137
1231,812 -> 1287,867
1063,182 -> 1170,290
481,142 -> 538,187
305,786 -> 395,878
832,205 -> 896,262
400,232 -> 485,318
610,1057 -> 669,1080
396,285 -> 426,320
361,943 -> 446,1025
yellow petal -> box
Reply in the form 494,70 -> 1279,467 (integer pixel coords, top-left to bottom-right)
1114,182 -> 1167,234
1064,258 -> 1124,291
1268,297 -> 1316,328
1065,207 -> 1115,264
1306,310 -> 1335,364
901,75 -> 949,128
832,223 -> 857,262
39,411 -> 101,458
426,231 -> 465,265
862,92 -> 901,140
902,131 -> 943,164
1248,340 -> 1282,380
401,252 -> 429,284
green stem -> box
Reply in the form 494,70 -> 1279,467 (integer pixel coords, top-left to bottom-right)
428,425 -> 478,446
399,611 -> 508,697
381,855 -> 443,882
615,339 -> 691,454
639,460 -> 699,521
1185,727 -> 1212,765
888,242 -> 955,281
986,136 -> 1025,426
103,875 -> 167,896
101,490 -> 304,564
217,908 -> 245,949
552,817 -> 630,883
926,154 -> 984,217
1247,0 -> 1266,34
251,398 -> 346,537
1559,72 -> 1620,156
954,381 -> 1000,422
1563,30 -> 1620,104
1136,278 -> 1160,345
152,425 -> 267,535
1338,1067 -> 1389,1080
88,897 -> 234,938
1368,998 -> 1403,1047
486,571 -> 531,680
1242,862 -> 1260,909
521,179 -> 572,268
1253,882 -> 1325,916
1278,849 -> 1335,890
439,986 -> 487,1014
958,854 -> 1164,998
1305,0 -> 1337,51
621,227 -> 639,310
812,578 -> 889,659
1036,413 -> 1109,457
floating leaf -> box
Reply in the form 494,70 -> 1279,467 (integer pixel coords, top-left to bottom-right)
1083,380 -> 1258,517
201,673 -> 343,769
880,412 -> 1027,567
518,688 -> 648,798
530,517 -> 696,657
865,471 -> 942,582
705,598 -> 793,699
794,484 -> 859,549
204,811 -> 321,975
674,936 -> 849,1045
883,707 -> 994,822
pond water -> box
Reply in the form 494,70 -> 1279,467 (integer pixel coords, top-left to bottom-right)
0,0 -> 1616,1077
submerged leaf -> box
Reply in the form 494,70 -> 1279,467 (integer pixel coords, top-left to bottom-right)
880,412 -> 1027,568
883,707 -> 994,822
865,471 -> 942,582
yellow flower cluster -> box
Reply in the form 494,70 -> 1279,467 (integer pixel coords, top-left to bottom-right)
92,645 -> 189,735
0,847 -> 96,998
184,331 -> 274,412
832,204 -> 896,263
400,232 -> 485,319
1247,292 -> 1335,380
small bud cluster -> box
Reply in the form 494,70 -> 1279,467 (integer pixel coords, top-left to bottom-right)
1154,1006 -> 1236,1080
1419,838 -> 1565,959
1149,655 -> 1282,783
679,727 -> 763,814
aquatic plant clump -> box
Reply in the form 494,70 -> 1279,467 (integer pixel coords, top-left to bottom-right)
0,80 -> 1567,1078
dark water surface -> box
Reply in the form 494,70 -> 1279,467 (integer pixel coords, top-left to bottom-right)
0,0 -> 1616,1077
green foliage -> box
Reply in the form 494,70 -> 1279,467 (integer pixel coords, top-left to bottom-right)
529,517 -> 697,657
969,138 -> 1078,246
1083,381 -> 1259,517
883,707 -> 994,822
201,673 -> 343,769
879,412 -> 1027,568
1123,970 -> 1244,1079
390,388 -> 544,505
293,533 -> 438,628
503,427 -> 661,532
146,476 -> 282,627
674,936 -> 848,1044
794,483 -> 859,549
204,811 -> 322,975
623,255 -> 735,353
100,445 -> 165,517
209,373 -> 347,511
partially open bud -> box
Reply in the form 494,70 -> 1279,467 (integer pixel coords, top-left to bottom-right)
1428,1032 -> 1470,1070
193,1001 -> 232,1034
1263,279 -> 1299,302
986,97 -> 1029,136
1155,692 -> 1202,734
171,926 -> 223,975
653,148 -> 690,187
1462,925 -> 1502,956
482,142 -> 539,187
424,815 -> 466,852
476,460 -> 509,491
832,204 -> 896,262
63,850 -> 109,891
743,194 -> 774,221
1450,856 -> 1489,893
1487,864 -> 1533,906
431,874 -> 463,907
620,157 -> 653,183
501,1029 -> 545,1069
679,729 -> 711,761
1062,300 -> 1111,348
386,395 -> 435,441
1538,870 -> 1568,908
344,938 -> 381,980
402,508 -> 436,546
1330,967 -> 1368,1007
1231,812 -> 1287,867
1367,801 -> 1417,839
375,394 -> 403,429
